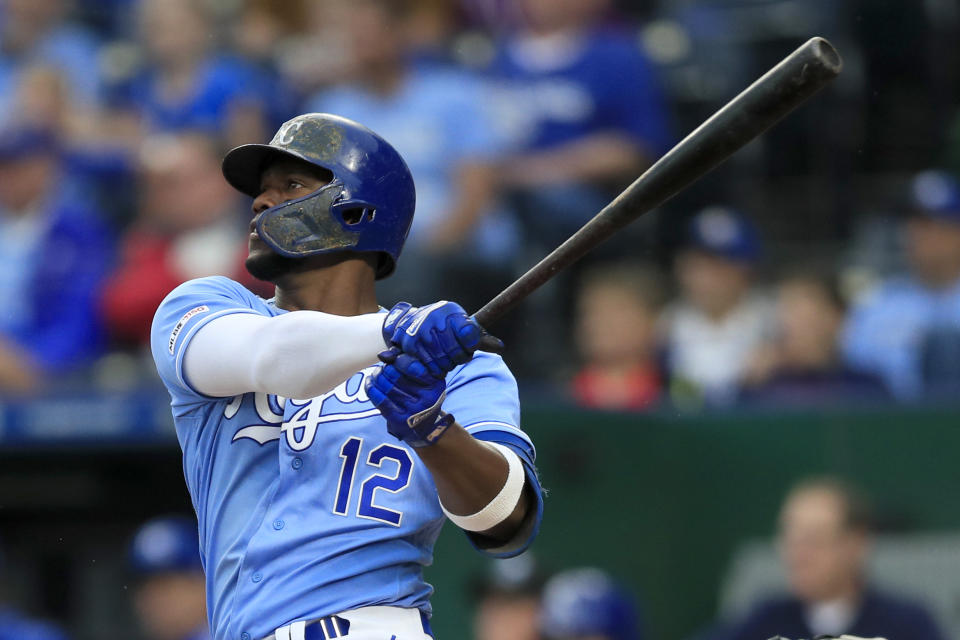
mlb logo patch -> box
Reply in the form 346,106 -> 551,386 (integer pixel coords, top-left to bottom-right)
168,305 -> 209,354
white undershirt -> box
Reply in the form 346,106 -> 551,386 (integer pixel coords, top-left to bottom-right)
805,598 -> 857,638
183,310 -> 386,399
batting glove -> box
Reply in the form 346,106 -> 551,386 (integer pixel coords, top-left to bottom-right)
382,300 -> 502,378
366,349 -> 455,447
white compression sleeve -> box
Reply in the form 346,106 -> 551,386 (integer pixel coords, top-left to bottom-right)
183,310 -> 386,399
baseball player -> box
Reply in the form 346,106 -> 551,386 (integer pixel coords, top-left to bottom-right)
149,113 -> 543,640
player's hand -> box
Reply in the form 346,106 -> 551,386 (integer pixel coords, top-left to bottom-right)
366,350 -> 454,447
382,301 -> 503,378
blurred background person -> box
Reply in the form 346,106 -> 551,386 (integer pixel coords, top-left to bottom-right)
472,554 -> 544,640
106,0 -> 275,146
663,207 -> 773,407
0,0 -> 103,126
539,567 -> 644,640
738,273 -> 888,407
842,170 -> 960,402
713,477 -> 945,640
570,262 -> 666,411
100,132 -> 267,348
128,516 -> 210,640
489,0 -> 670,252
304,0 -> 516,311
0,125 -> 111,395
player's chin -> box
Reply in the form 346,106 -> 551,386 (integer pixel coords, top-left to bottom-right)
245,250 -> 300,283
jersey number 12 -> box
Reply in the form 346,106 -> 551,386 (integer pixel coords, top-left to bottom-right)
333,436 -> 413,526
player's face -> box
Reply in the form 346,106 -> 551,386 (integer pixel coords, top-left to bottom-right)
245,158 -> 333,282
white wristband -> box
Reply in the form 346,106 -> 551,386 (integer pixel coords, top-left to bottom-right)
441,442 -> 525,532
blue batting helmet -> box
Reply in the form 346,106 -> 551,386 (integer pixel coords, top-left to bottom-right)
222,113 -> 416,279
128,516 -> 202,576
539,568 -> 643,640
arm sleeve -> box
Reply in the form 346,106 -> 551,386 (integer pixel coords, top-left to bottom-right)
183,310 -> 385,399
443,352 -> 544,558
150,276 -> 386,402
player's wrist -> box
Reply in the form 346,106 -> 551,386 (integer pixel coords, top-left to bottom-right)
402,410 -> 455,448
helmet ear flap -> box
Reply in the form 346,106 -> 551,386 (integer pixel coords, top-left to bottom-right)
331,201 -> 378,226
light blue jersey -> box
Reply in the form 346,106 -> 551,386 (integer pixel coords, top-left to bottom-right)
150,277 -> 542,640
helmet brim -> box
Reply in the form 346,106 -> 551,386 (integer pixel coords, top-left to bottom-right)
221,143 -> 317,199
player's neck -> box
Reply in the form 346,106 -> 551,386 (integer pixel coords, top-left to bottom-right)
273,259 -> 379,316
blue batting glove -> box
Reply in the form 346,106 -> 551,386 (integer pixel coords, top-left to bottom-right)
366,350 -> 455,447
382,300 -> 495,378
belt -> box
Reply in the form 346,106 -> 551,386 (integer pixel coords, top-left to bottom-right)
262,616 -> 349,640
261,610 -> 433,640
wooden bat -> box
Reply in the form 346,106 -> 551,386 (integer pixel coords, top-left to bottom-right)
473,36 -> 842,328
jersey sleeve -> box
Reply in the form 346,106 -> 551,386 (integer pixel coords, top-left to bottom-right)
444,352 -> 544,558
150,276 -> 266,405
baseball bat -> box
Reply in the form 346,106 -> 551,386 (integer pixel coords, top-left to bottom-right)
473,36 -> 842,328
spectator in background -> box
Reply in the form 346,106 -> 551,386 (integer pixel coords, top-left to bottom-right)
109,0 -> 273,146
101,132 -> 268,347
128,516 -> 210,640
305,0 -> 515,308
842,170 -> 960,401
571,263 -> 665,411
714,477 -> 944,640
739,274 -> 888,407
539,568 -> 644,640
663,207 -> 773,407
489,0 -> 669,250
0,125 -> 111,394
472,554 -> 543,640
0,0 -> 102,126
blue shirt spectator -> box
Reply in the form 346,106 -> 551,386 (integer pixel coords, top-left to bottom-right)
842,171 -> 960,400
106,0 -> 277,143
0,0 -> 103,125
491,29 -> 669,155
484,0 -> 670,249
0,127 -> 111,393
115,56 -> 269,134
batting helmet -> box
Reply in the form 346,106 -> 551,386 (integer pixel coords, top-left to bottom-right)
128,515 -> 203,576
222,113 -> 416,279
539,568 -> 643,640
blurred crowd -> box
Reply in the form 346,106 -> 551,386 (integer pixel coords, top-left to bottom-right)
468,477 -> 948,640
2,476 -> 950,640
1,0 -> 960,412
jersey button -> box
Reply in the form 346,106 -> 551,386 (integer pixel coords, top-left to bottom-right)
252,572 -> 262,583
241,634 -> 250,640
272,519 -> 285,530
291,457 -> 303,470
